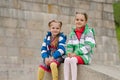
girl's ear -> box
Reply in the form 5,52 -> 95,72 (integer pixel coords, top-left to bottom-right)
85,20 -> 87,24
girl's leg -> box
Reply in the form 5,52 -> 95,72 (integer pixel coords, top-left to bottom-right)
50,62 -> 58,80
37,67 -> 45,80
70,57 -> 78,80
64,57 -> 71,80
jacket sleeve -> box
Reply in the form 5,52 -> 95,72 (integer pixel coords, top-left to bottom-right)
66,35 -> 74,54
52,35 -> 67,59
74,29 -> 96,55
41,37 -> 49,59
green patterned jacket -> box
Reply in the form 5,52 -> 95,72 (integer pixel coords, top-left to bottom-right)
66,24 -> 96,64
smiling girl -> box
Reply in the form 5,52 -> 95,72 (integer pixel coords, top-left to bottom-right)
38,20 -> 66,80
64,12 -> 96,80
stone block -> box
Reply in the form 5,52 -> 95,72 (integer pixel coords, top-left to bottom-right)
17,20 -> 27,29
22,0 -> 43,3
24,11 -> 45,20
7,56 -> 19,64
9,8 -> 18,19
43,0 -> 58,5
0,65 -> 8,80
25,38 -> 41,48
0,47 -> 7,56
105,0 -> 115,3
5,28 -> 17,38
91,19 -> 103,27
92,0 -> 105,3
20,1 -> 45,12
74,1 -> 90,10
103,12 -> 114,21
7,47 -> 19,56
16,29 -> 30,39
95,27 -> 107,36
58,0 -> 71,7
103,20 -> 115,29
90,2 -> 103,11
59,6 -> 70,15
26,20 -> 43,30
94,11 -> 102,19
20,48 -> 36,57
17,10 -> 25,19
48,4 -> 59,14
106,28 -> 116,37
57,15 -> 69,24
103,3 -> 113,12
0,8 -> 18,19
0,36 -> 5,46
2,18 -> 17,28
29,30 -> 43,40
0,56 -> 8,64
4,37 -> 18,47
0,0 -> 9,7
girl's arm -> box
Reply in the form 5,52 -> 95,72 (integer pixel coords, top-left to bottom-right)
66,35 -> 75,56
52,34 -> 67,59
41,37 -> 49,59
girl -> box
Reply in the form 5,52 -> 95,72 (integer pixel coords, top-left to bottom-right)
37,20 -> 66,80
64,12 -> 96,80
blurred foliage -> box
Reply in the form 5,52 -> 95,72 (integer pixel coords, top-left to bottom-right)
113,1 -> 120,27
113,1 -> 120,56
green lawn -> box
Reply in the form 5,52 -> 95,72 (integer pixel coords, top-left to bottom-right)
113,1 -> 120,56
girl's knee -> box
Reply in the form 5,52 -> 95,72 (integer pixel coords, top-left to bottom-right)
50,62 -> 57,68
64,57 -> 71,63
70,57 -> 78,63
38,67 -> 45,72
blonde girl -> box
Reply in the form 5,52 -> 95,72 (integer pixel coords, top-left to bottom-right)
38,20 -> 66,80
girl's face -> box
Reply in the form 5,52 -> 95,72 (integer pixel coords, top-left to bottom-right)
49,22 -> 61,37
75,14 -> 87,28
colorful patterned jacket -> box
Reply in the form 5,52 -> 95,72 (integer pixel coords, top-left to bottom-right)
41,32 -> 66,59
66,24 -> 96,64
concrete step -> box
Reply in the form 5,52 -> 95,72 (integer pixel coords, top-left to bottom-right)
44,64 -> 120,80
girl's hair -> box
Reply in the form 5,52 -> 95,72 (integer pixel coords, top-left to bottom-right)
50,35 -> 59,48
76,12 -> 88,21
48,20 -> 62,48
48,20 -> 62,28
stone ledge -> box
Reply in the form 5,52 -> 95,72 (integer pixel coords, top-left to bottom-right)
44,64 -> 120,80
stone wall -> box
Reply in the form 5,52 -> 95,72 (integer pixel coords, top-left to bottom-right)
0,0 -> 119,80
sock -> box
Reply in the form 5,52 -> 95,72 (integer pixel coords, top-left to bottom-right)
64,57 -> 71,80
70,57 -> 78,80
37,67 -> 45,80
50,62 -> 58,80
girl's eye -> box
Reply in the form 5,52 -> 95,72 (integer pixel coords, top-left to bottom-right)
56,28 -> 60,29
76,19 -> 79,21
52,27 -> 55,29
76,18 -> 85,22
81,19 -> 84,21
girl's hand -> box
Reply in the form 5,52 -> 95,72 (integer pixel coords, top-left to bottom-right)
67,53 -> 76,57
70,53 -> 76,57
49,57 -> 54,62
67,53 -> 71,57
45,58 -> 50,65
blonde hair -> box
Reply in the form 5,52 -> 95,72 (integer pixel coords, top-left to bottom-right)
48,20 -> 62,47
48,20 -> 62,28
76,12 -> 88,21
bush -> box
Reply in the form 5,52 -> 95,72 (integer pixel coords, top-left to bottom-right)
113,1 -> 120,56
113,1 -> 120,27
